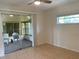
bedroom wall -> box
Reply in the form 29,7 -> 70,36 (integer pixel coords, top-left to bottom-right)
45,2 -> 79,52
36,12 -> 49,45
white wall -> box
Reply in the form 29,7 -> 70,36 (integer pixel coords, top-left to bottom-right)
36,12 -> 48,45
0,13 -> 4,57
45,2 -> 79,52
56,24 -> 79,52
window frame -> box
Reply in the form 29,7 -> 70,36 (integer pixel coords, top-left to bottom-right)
57,14 -> 79,24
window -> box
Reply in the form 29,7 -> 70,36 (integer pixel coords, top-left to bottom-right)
3,23 -> 19,36
57,14 -> 79,24
21,22 -> 31,35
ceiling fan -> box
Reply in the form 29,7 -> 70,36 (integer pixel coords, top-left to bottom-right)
28,0 -> 52,5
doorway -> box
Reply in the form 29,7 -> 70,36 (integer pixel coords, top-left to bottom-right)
2,14 -> 34,54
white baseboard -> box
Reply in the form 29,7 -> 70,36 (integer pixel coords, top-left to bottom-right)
0,48 -> 4,57
50,43 -> 79,53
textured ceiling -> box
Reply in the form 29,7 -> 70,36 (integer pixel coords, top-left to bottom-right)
0,0 -> 79,12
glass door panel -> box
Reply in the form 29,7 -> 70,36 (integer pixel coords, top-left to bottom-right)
21,21 -> 32,49
2,14 -> 32,54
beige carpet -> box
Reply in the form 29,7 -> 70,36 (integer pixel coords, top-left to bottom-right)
1,44 -> 79,59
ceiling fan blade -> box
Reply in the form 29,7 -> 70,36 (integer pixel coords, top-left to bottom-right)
27,0 -> 52,5
27,1 -> 35,5
40,0 -> 52,3
44,1 -> 52,3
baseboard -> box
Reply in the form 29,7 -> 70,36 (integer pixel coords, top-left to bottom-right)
36,43 -> 49,47
0,48 -> 4,57
36,42 -> 79,53
53,44 -> 79,53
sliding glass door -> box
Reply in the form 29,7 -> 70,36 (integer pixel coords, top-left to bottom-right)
2,14 -> 33,54
21,21 -> 32,49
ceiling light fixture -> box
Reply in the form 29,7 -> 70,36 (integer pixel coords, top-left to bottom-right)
34,1 -> 40,5
9,15 -> 14,17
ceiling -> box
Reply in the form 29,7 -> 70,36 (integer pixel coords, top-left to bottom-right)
0,0 -> 79,12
